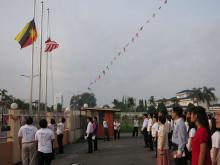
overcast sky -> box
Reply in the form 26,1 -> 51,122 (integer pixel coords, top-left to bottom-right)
0,0 -> 220,107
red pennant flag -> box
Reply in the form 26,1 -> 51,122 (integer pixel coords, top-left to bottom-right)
123,47 -> 126,52
88,87 -> 91,91
102,70 -> 106,75
136,33 -> 139,38
45,38 -> 59,52
146,20 -> 150,24
158,6 -> 162,10
118,52 -> 121,56
98,75 -> 101,80
164,0 -> 167,4
106,66 -> 109,70
89,82 -> 93,86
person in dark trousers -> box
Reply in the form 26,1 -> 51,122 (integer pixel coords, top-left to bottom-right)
93,116 -> 98,151
147,114 -> 154,151
171,106 -> 187,165
133,117 -> 139,137
141,114 -> 148,148
86,117 -> 94,153
35,119 -> 55,165
103,118 -> 110,141
56,118 -> 65,154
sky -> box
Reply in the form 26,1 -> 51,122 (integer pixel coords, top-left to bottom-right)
0,0 -> 220,107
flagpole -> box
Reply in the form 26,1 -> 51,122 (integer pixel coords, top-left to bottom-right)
29,0 -> 37,114
38,1 -> 44,113
45,8 -> 50,112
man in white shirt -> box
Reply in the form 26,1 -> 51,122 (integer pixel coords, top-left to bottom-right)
103,118 -> 110,141
86,117 -> 94,153
141,114 -> 148,148
18,116 -> 37,165
35,119 -> 55,165
147,114 -> 154,151
113,120 -> 120,140
132,117 -> 139,137
56,118 -> 65,154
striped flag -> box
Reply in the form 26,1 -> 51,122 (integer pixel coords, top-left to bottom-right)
45,38 -> 59,52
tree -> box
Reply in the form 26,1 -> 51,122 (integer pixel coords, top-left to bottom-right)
191,88 -> 203,105
149,96 -> 156,106
102,104 -> 110,109
136,99 -> 147,112
127,97 -> 136,111
170,97 -> 180,105
187,103 -> 195,112
147,105 -> 157,115
202,86 -> 217,110
157,102 -> 167,115
70,92 -> 96,110
112,99 -> 120,108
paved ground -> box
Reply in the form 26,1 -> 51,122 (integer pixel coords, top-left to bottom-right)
52,133 -> 156,165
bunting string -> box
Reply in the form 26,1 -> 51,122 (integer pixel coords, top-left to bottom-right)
87,0 -> 168,91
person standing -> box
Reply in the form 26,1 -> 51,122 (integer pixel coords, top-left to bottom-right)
171,106 -> 187,165
148,114 -> 154,151
18,117 -> 38,165
116,120 -> 121,139
93,116 -> 98,151
191,106 -> 212,165
56,118 -> 65,154
103,118 -> 110,141
152,115 -> 159,158
156,115 -> 170,165
86,117 -> 94,153
141,114 -> 148,148
35,119 -> 55,165
212,108 -> 220,165
113,120 -> 120,140
48,118 -> 56,159
133,117 -> 139,137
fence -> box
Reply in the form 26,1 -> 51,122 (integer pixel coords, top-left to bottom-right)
0,108 -> 86,165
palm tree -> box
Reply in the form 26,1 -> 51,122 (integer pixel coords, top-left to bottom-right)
202,86 -> 217,110
170,97 -> 180,105
191,88 -> 203,106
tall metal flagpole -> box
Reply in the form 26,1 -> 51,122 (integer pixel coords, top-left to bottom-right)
45,8 -> 50,112
29,0 -> 37,114
38,1 -> 44,113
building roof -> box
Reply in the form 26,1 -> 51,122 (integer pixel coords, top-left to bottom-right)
176,90 -> 193,94
82,107 -> 120,112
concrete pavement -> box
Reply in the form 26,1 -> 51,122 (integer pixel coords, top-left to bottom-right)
52,133 -> 156,165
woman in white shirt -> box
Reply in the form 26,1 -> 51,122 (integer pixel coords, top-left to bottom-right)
157,115 -> 170,165
35,119 -> 55,165
56,118 -> 65,154
86,117 -> 94,153
152,115 -> 159,157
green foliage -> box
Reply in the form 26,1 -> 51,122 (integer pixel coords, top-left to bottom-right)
136,99 -> 147,112
120,115 -> 133,132
147,105 -> 157,115
157,102 -> 168,115
70,92 -> 97,110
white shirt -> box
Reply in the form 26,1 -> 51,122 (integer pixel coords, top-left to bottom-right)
48,124 -> 56,132
86,122 -> 94,135
114,122 -> 120,130
56,122 -> 64,135
185,121 -> 189,132
103,121 -> 108,128
142,118 -> 148,131
147,118 -> 153,132
186,128 -> 196,151
211,131 -> 220,162
133,119 -> 139,127
18,124 -> 38,143
35,128 -> 55,153
151,122 -> 159,137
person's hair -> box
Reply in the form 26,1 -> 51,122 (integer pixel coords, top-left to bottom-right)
172,106 -> 183,117
39,119 -> 48,128
26,116 -> 33,125
50,118 -> 56,125
88,117 -> 93,122
211,117 -> 218,135
158,115 -> 166,124
143,114 -> 148,117
153,114 -> 158,121
192,106 -> 212,149
93,116 -> 97,121
61,118 -> 66,123
188,122 -> 196,134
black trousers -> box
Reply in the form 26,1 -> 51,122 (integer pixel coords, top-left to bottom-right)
148,132 -> 153,150
37,151 -> 52,165
174,157 -> 187,165
133,127 -> 139,137
93,135 -> 98,151
87,134 -> 93,153
104,128 -> 110,141
142,129 -> 148,147
114,130 -> 120,139
57,134 -> 63,154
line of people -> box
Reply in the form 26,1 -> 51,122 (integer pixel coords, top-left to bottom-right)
18,117 -> 66,165
141,106 -> 220,165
